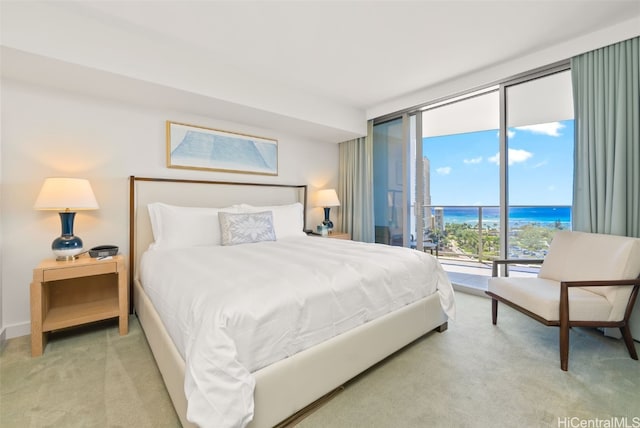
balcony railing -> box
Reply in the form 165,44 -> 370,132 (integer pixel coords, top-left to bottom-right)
420,205 -> 571,263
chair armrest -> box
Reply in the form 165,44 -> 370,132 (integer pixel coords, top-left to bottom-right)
559,278 -> 640,327
560,278 -> 640,288
491,259 -> 544,277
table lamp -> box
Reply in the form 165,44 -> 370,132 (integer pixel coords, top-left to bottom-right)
316,188 -> 340,231
34,177 -> 99,261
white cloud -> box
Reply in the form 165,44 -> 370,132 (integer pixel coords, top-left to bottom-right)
515,122 -> 565,137
508,149 -> 533,164
533,160 -> 548,168
496,130 -> 516,139
488,148 -> 533,166
464,156 -> 482,164
436,166 -> 452,175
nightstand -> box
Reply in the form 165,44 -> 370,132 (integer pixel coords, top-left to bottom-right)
30,254 -> 128,356
328,232 -> 350,240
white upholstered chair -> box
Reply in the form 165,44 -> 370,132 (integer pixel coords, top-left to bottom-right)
486,231 -> 640,371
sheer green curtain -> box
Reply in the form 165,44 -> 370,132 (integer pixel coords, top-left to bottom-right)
571,37 -> 640,237
338,120 -> 374,242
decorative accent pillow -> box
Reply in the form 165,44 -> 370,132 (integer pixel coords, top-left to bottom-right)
233,203 -> 306,239
219,211 -> 276,246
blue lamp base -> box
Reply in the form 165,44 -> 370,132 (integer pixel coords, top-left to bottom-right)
322,207 -> 334,230
52,212 -> 84,261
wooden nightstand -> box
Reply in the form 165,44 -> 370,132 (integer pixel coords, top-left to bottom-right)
30,254 -> 128,357
328,232 -> 350,240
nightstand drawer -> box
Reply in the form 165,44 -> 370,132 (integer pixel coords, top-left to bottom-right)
42,262 -> 116,282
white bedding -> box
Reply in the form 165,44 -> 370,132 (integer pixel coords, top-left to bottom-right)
139,236 -> 455,428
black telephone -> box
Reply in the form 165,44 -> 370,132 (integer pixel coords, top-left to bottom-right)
89,245 -> 119,258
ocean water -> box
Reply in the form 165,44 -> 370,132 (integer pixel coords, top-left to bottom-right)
428,206 -> 572,229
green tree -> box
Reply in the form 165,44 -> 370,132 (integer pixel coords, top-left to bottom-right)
512,225 -> 556,252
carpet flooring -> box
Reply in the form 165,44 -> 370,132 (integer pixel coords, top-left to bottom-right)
1,317 -> 180,427
1,292 -> 638,427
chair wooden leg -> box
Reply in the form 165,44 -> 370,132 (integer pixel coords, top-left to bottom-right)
560,283 -> 569,371
620,326 -> 639,360
559,325 -> 569,371
491,299 -> 498,325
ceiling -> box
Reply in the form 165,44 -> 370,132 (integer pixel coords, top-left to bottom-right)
66,0 -> 640,107
2,1 -> 640,142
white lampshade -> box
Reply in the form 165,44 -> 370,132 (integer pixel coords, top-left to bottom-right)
34,178 -> 99,211
34,178 -> 99,261
316,189 -> 340,207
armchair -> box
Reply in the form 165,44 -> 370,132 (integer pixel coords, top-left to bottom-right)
486,231 -> 640,371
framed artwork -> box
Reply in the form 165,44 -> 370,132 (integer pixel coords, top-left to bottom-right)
166,121 -> 278,176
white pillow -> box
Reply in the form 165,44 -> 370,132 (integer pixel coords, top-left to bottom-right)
234,202 -> 306,238
219,211 -> 276,246
147,203 -> 238,250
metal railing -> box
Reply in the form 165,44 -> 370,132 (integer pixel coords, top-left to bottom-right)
420,205 -> 571,263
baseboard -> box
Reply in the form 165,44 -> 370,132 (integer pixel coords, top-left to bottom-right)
601,327 -> 622,339
3,321 -> 31,340
452,283 -> 489,298
0,327 -> 6,352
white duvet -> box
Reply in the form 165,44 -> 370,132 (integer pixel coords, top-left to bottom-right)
139,236 -> 455,428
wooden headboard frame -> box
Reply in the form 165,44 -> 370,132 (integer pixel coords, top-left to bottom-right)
128,176 -> 308,312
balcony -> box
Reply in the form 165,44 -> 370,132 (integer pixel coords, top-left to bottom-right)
419,205 -> 571,293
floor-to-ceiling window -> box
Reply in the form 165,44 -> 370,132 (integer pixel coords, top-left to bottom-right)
505,70 -> 574,261
373,62 -> 573,282
373,117 -> 408,247
421,88 -> 500,261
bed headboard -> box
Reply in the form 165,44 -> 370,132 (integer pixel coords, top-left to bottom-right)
128,176 -> 307,309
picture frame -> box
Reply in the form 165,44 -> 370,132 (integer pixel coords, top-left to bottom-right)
166,121 -> 278,176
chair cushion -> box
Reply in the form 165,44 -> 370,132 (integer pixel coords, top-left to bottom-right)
537,231 -> 640,320
539,231 -> 640,282
488,277 -> 612,322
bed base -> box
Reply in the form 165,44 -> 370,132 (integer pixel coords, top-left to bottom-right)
134,277 -> 447,428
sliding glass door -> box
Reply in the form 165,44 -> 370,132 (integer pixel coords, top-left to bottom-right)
421,89 -> 500,261
372,63 -> 574,280
504,70 -> 574,261
373,117 -> 409,246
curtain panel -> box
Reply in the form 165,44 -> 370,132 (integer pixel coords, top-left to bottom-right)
338,120 -> 375,242
571,36 -> 640,237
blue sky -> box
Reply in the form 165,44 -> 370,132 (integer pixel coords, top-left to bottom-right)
423,119 -> 574,206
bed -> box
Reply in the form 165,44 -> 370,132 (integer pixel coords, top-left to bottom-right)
129,176 -> 455,428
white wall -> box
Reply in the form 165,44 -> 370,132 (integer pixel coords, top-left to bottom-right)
0,84 -> 3,345
0,1 -> 365,140
0,78 -> 339,338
